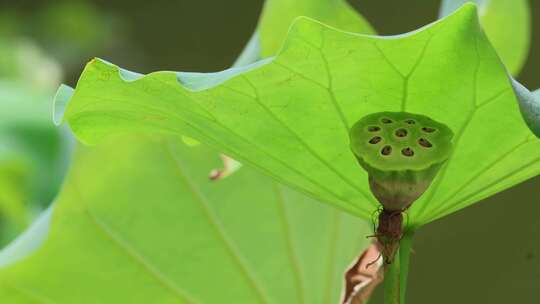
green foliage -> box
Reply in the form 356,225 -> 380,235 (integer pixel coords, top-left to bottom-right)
0,82 -> 69,245
60,5 -> 540,227
0,158 -> 28,235
440,0 -> 531,75
0,207 -> 51,269
513,81 -> 540,138
0,1 -> 122,77
0,41 -> 62,91
34,2 -> 110,52
0,13 -> 73,244
258,0 -> 374,55
0,82 -> 68,204
32,1 -> 119,69
0,134 -> 369,303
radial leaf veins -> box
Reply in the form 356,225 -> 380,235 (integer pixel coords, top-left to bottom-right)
60,4 -> 540,226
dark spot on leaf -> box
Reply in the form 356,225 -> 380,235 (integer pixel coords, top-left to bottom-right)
369,136 -> 382,144
368,126 -> 381,132
402,147 -> 414,157
418,138 -> 432,148
381,145 -> 392,156
381,118 -> 393,124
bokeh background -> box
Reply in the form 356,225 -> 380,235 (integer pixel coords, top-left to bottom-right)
0,0 -> 538,303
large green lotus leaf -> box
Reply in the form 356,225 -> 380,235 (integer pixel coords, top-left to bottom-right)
440,0 -> 530,75
0,82 -> 70,207
60,4 -> 540,226
0,134 -> 369,303
0,82 -> 70,246
0,207 -> 51,268
258,0 -> 374,56
0,158 -> 28,238
0,82 -> 55,128
516,86 -> 540,137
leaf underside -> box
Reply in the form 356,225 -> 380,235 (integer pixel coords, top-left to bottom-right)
258,0 -> 374,56
440,0 -> 531,76
0,82 -> 68,244
0,134 -> 370,304
61,4 -> 540,226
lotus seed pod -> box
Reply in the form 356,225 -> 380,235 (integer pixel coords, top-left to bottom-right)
350,112 -> 454,211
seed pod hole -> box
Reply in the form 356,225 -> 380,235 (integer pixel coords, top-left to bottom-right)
381,145 -> 392,156
418,138 -> 432,148
381,118 -> 393,124
422,127 -> 436,133
368,126 -> 381,132
395,129 -> 408,138
369,136 -> 382,144
401,147 -> 414,157
405,119 -> 416,125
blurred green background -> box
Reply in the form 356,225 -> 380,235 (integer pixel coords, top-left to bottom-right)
0,0 -> 538,303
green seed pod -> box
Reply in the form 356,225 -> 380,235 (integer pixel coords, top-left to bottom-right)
350,112 -> 454,211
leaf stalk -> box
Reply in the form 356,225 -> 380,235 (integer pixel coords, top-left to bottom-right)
383,229 -> 415,304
